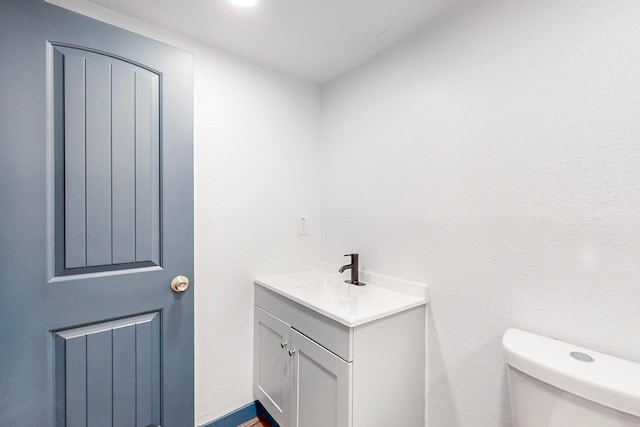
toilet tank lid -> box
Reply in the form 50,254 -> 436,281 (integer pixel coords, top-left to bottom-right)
503,328 -> 640,418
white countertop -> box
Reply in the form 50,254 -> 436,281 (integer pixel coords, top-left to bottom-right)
255,269 -> 429,327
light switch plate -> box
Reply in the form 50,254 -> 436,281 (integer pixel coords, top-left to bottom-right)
298,216 -> 310,235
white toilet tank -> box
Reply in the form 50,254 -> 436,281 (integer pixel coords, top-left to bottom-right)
503,329 -> 640,427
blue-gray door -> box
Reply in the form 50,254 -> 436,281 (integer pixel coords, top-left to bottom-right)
0,1 -> 194,426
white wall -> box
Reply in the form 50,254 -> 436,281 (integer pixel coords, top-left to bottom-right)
321,0 -> 640,425
193,47 -> 321,425
47,2 -> 322,425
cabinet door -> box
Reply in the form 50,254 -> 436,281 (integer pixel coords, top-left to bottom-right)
254,307 -> 291,427
290,329 -> 352,427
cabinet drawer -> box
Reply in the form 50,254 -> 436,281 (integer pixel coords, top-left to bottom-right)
255,284 -> 353,362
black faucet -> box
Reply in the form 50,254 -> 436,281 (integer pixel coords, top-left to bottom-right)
339,253 -> 366,286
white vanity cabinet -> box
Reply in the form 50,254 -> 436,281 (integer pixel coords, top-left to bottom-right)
254,306 -> 351,427
254,273 -> 427,427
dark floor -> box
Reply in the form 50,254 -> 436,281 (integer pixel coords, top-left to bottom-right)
238,415 -> 271,427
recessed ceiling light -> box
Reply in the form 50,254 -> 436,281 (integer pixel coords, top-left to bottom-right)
229,0 -> 259,7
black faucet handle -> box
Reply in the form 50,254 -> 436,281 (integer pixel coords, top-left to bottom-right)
340,253 -> 364,286
344,253 -> 359,266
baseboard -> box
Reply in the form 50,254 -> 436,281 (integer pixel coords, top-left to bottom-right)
200,400 -> 279,427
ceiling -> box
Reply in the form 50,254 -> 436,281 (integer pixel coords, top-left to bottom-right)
88,0 -> 455,82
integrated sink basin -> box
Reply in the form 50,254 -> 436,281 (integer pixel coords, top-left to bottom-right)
295,277 -> 367,302
255,267 -> 429,327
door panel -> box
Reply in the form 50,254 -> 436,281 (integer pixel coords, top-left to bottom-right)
54,314 -> 161,426
290,330 -> 352,427
0,1 -> 193,426
254,307 -> 291,427
53,45 -> 161,274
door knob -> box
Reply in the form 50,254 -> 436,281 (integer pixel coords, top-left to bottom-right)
170,276 -> 190,292
289,349 -> 296,356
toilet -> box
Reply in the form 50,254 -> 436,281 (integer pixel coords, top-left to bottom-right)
503,329 -> 640,426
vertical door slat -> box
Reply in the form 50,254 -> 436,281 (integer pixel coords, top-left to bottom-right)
136,321 -> 153,426
135,72 -> 152,262
63,54 -> 87,269
113,326 -> 136,426
111,65 -> 136,264
85,58 -> 113,266
149,75 -> 160,265
65,336 -> 87,427
150,313 -> 161,424
86,331 -> 113,427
